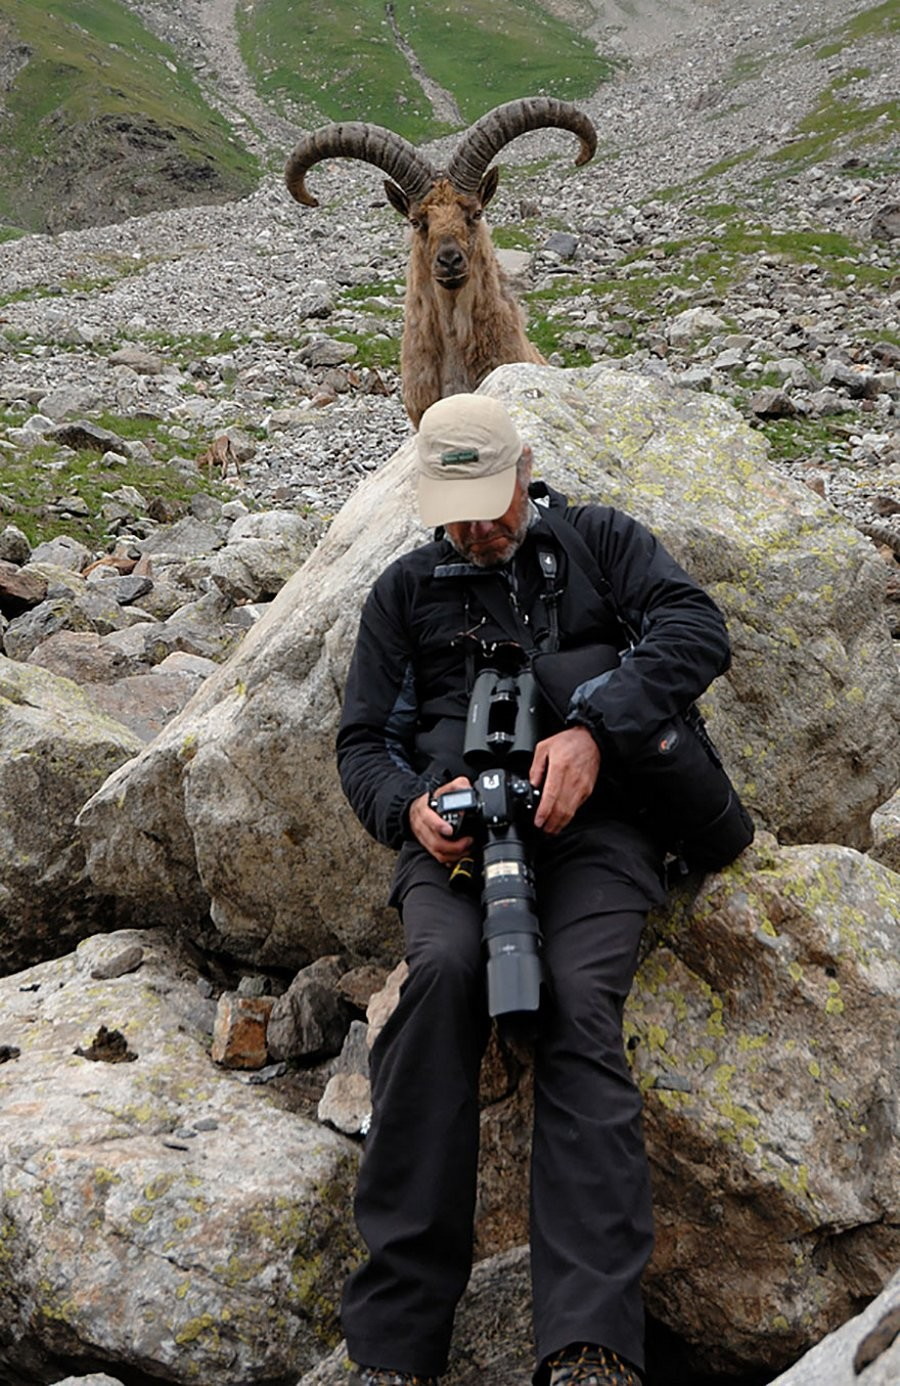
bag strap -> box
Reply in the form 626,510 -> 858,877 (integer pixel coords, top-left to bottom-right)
532,497 -> 639,647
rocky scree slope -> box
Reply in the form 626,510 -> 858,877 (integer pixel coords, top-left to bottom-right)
0,0 -> 897,564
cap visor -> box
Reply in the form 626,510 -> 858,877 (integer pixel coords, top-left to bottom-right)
418,466 -> 518,528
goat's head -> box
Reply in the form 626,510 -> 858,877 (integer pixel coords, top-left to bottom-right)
384,171 -> 499,292
285,97 -> 597,295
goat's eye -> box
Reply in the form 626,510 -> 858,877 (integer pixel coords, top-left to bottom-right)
471,210 -> 483,222
410,217 -> 426,233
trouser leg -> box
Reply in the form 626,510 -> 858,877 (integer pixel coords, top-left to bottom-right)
530,854 -> 654,1375
342,855 -> 489,1376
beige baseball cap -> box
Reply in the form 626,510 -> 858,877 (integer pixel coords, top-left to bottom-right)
416,394 -> 523,527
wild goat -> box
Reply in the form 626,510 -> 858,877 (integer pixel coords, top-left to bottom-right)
285,97 -> 597,427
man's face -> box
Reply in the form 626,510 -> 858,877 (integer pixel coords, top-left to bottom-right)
445,475 -> 531,568
444,448 -> 533,568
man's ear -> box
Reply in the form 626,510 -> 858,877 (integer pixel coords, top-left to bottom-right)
519,444 -> 534,485
384,180 -> 411,218
478,166 -> 500,208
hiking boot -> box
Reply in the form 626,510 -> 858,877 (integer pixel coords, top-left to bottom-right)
348,1368 -> 438,1386
547,1342 -> 642,1386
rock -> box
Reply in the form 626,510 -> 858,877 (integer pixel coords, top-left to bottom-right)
821,359 -> 878,400
750,387 -> 799,418
83,670 -> 208,743
495,248 -> 533,284
46,419 -> 127,453
137,515 -> 225,562
667,308 -> 728,348
627,835 -> 900,1375
27,630 -> 147,684
4,590 -> 150,662
210,991 -> 274,1068
78,365 -> 900,968
267,956 -> 351,1062
37,385 -> 101,421
0,656 -> 143,971
297,1246 -> 534,1386
0,559 -> 47,616
317,1072 -> 371,1136
54,1375 -> 127,1386
208,509 -> 321,603
0,930 -> 361,1384
0,524 -> 31,565
299,338 -> 356,367
107,345 -> 168,374
366,963 -> 409,1047
543,231 -> 579,260
870,790 -> 900,873
870,203 -> 900,241
29,534 -> 92,572
768,1271 -> 900,1384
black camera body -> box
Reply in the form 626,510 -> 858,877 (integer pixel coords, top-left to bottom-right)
430,666 -> 544,1023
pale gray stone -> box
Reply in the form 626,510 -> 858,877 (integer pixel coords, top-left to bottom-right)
29,534 -> 92,572
0,524 -> 31,565
0,657 -> 142,971
668,307 -> 728,348
0,930 -> 360,1385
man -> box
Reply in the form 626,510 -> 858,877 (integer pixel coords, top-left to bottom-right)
336,394 -> 733,1386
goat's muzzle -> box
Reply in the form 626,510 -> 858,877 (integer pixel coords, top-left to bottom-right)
434,241 -> 469,291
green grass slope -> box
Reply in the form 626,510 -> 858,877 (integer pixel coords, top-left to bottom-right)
238,0 -> 616,143
0,0 -> 259,237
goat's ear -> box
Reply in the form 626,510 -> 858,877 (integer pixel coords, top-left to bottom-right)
478,167 -> 500,208
384,180 -> 411,219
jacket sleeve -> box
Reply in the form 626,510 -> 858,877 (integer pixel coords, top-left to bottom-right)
565,505 -> 732,755
336,565 -> 431,850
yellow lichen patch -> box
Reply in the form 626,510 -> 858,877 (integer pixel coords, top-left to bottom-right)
706,995 -> 726,1038
175,1313 -> 219,1347
144,1173 -> 175,1201
825,979 -> 845,1015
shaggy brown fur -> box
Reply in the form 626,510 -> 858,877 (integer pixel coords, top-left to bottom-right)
385,173 -> 544,427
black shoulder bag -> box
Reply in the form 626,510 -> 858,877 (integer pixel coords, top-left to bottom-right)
528,504 -> 755,874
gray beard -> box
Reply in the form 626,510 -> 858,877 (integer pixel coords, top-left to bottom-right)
448,506 -> 532,568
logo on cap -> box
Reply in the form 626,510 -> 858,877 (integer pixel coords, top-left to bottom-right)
440,448 -> 480,465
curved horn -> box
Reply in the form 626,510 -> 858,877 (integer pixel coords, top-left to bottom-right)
446,97 -> 597,193
285,122 -> 438,207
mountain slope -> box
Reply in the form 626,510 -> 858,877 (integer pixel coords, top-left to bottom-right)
0,0 -> 259,235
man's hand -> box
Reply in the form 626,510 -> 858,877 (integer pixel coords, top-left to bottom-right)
529,726 -> 601,835
409,776 -> 475,864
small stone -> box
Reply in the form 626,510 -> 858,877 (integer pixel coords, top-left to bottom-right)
90,945 -> 145,980
0,525 -> 31,566
211,992 -> 274,1069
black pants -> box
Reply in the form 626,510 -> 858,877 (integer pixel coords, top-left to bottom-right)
342,826 -> 658,1378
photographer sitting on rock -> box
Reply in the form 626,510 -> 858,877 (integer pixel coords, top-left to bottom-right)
336,392 -> 745,1386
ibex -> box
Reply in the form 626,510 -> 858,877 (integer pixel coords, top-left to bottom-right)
285,97 -> 597,427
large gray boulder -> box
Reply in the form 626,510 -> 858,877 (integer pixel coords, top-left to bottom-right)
0,930 -> 361,1385
0,656 -> 143,972
617,834 -> 898,1375
77,364 -> 900,967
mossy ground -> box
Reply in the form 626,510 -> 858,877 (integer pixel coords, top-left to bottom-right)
0,409 -> 231,549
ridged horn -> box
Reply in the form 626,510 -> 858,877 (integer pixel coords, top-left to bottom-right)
446,97 -> 597,193
285,122 -> 438,207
